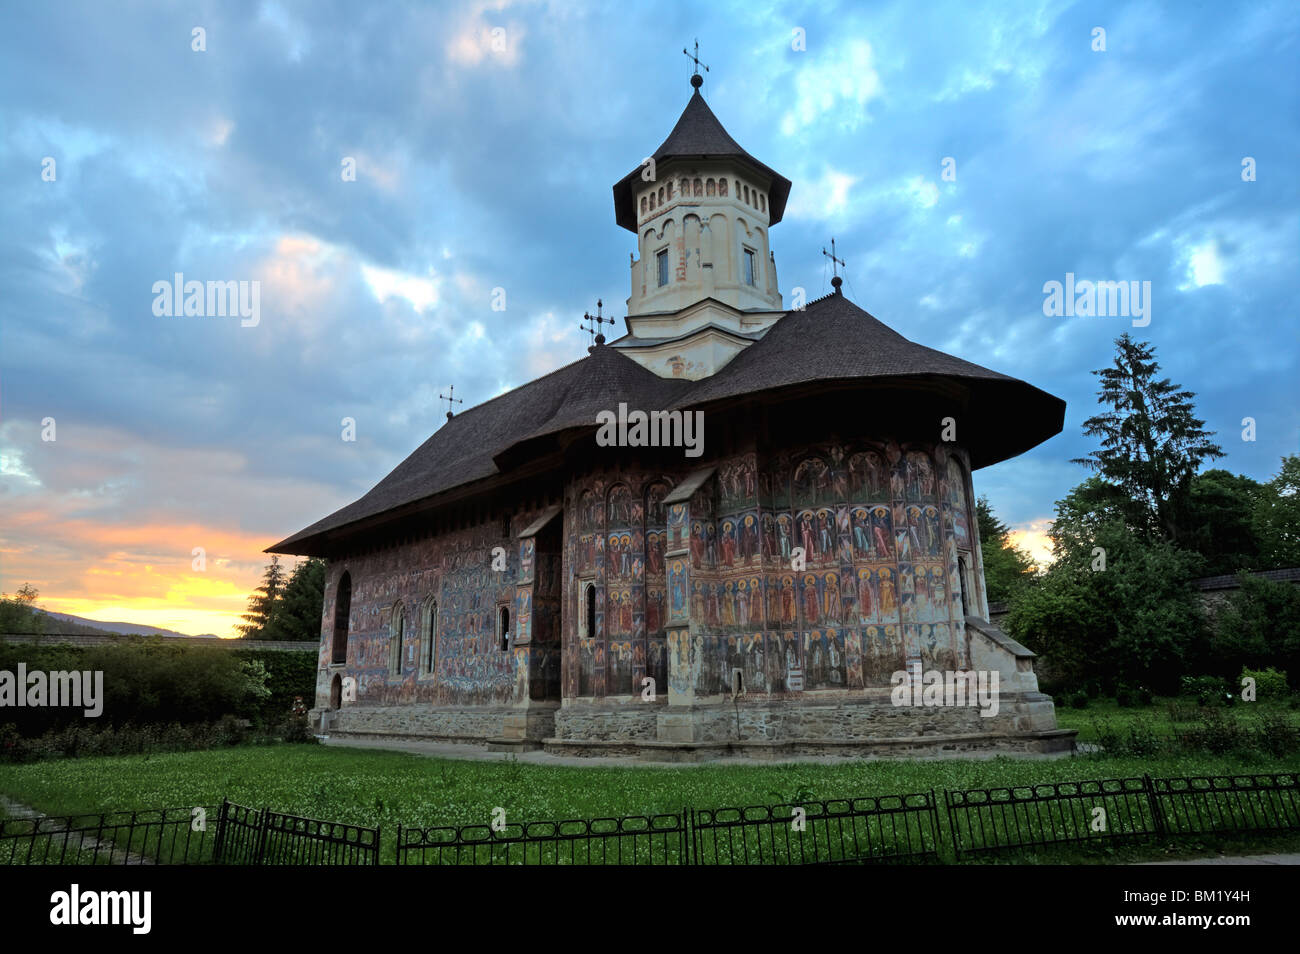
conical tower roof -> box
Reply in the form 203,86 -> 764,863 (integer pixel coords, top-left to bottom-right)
612,88 -> 791,231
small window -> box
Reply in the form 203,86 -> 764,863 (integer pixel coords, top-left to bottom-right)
640,196 -> 647,216
389,604 -> 405,676
421,599 -> 438,676
331,571 -> 351,664
744,249 -> 756,286
760,194 -> 767,213
657,249 -> 668,287
585,583 -> 597,639
498,605 -> 510,652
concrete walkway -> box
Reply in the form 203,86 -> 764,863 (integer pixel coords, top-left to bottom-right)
1139,854 -> 1299,865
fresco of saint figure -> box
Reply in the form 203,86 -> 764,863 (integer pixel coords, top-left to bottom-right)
879,568 -> 898,616
817,509 -> 835,556
824,572 -> 842,620
871,507 -> 893,559
857,568 -> 876,622
798,510 -> 816,557
776,514 -> 793,559
802,574 -> 820,623
720,520 -> 736,566
852,508 -> 871,556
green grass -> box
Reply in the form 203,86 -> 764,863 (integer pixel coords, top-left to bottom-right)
2,744 -> 1297,863
1054,696 -> 1300,744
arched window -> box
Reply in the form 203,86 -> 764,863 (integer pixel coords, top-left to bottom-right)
421,599 -> 438,676
640,195 -> 647,216
957,557 -> 970,616
331,572 -> 351,664
680,177 -> 689,197
648,192 -> 655,211
498,605 -> 510,652
388,604 -> 405,676
706,178 -> 716,197
743,185 -> 750,204
330,674 -> 342,709
718,178 -> 727,196
586,583 -> 597,640
693,178 -> 702,197
658,186 -> 664,205
760,194 -> 766,213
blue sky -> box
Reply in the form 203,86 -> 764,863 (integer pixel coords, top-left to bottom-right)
1,0 -> 1297,635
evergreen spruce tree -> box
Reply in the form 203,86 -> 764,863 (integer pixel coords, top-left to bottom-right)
1072,334 -> 1222,542
237,556 -> 286,638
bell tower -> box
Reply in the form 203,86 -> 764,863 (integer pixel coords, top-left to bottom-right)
610,68 -> 793,380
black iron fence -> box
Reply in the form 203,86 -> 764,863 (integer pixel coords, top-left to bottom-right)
1150,773 -> 1300,837
212,800 -> 380,865
946,777 -> 1157,858
690,793 -> 941,865
947,773 -> 1300,859
5,773 -> 1297,865
396,812 -> 686,865
0,806 -> 217,865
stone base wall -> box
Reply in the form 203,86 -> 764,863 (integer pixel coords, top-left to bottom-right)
311,703 -> 515,743
312,689 -> 1071,761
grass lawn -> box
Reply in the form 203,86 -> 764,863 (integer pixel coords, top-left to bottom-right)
2,743 -> 1298,863
1054,696 -> 1300,744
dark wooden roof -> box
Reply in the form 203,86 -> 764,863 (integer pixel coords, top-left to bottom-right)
269,292 -> 1065,556
612,90 -> 792,232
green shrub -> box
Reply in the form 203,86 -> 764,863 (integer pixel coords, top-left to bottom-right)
1180,674 -> 1230,705
1240,666 -> 1288,701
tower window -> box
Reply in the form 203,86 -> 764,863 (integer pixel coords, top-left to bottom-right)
657,249 -> 668,287
498,605 -> 510,652
744,248 -> 756,286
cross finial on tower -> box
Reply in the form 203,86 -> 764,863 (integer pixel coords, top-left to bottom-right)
438,385 -> 464,421
683,39 -> 709,89
580,299 -> 616,352
822,237 -> 846,294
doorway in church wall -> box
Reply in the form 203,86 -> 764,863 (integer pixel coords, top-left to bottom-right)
330,673 -> 342,709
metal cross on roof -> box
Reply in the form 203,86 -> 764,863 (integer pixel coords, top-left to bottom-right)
438,385 -> 464,420
683,39 -> 709,87
580,299 -> 616,351
822,237 -> 846,293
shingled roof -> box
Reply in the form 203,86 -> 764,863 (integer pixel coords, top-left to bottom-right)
612,89 -> 792,231
269,292 -> 1065,556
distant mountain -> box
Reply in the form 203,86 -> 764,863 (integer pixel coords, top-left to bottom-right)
36,611 -> 221,640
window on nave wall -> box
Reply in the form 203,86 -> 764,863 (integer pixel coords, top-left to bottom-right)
331,571 -> 351,664
388,603 -> 405,676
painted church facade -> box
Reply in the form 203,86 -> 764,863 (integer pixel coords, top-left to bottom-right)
271,77 -> 1074,759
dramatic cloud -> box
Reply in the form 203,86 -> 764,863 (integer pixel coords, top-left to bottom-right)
1,0 -> 1296,634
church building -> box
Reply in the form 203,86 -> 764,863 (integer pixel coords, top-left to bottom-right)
270,72 -> 1074,759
